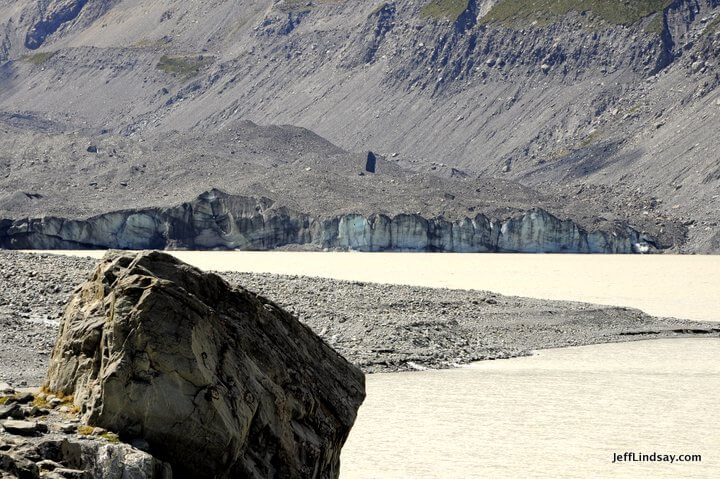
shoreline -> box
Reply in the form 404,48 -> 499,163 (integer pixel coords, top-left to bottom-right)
1,250 -> 718,385
462,335 -> 720,367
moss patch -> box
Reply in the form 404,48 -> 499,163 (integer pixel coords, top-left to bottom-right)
100,432 -> 120,443
31,396 -> 49,408
644,12 -> 665,34
480,0 -> 673,29
77,425 -> 95,436
421,0 -> 470,21
0,396 -> 8,405
279,0 -> 342,12
21,51 -> 58,65
156,55 -> 213,79
577,129 -> 602,149
32,392 -> 74,409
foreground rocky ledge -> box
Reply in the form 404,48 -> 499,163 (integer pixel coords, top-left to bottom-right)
0,190 -> 654,253
1,383 -> 171,479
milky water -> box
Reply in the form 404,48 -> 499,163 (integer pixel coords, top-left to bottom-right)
39,252 -> 720,322
33,251 -> 720,477
342,339 -> 720,479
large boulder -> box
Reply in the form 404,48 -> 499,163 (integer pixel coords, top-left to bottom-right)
45,251 -> 365,479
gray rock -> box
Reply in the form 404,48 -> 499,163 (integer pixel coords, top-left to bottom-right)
46,251 -> 365,479
24,0 -> 88,49
13,392 -> 33,404
29,406 -> 50,417
1,419 -> 38,436
50,468 -> 85,479
0,449 -> 39,478
59,423 -> 77,434
36,459 -> 62,471
0,403 -> 21,420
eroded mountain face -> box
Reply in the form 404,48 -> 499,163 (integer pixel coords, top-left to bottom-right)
0,0 -> 718,252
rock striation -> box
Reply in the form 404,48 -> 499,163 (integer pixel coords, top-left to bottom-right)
0,190 -> 653,253
44,251 -> 365,479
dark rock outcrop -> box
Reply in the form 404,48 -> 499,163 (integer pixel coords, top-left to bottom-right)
25,0 -> 89,50
45,251 -> 366,479
0,190 -> 653,253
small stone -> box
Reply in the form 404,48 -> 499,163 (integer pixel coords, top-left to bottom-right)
48,398 -> 63,408
0,404 -> 20,420
9,407 -> 25,420
36,459 -> 62,471
86,145 -> 98,153
91,427 -> 107,436
53,468 -> 85,479
0,382 -> 13,395
13,393 -> 33,405
1,419 -> 38,436
59,423 -> 77,434
29,406 -> 50,417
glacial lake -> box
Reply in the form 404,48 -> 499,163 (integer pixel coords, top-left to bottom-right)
32,251 -> 720,478
342,339 -> 720,479
37,251 -> 720,322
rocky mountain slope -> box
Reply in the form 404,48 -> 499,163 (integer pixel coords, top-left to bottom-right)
1,0 -> 718,251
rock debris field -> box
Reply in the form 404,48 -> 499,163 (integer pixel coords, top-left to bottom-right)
1,250 -> 719,386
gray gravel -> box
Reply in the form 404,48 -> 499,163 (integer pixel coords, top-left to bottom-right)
1,251 -> 718,386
